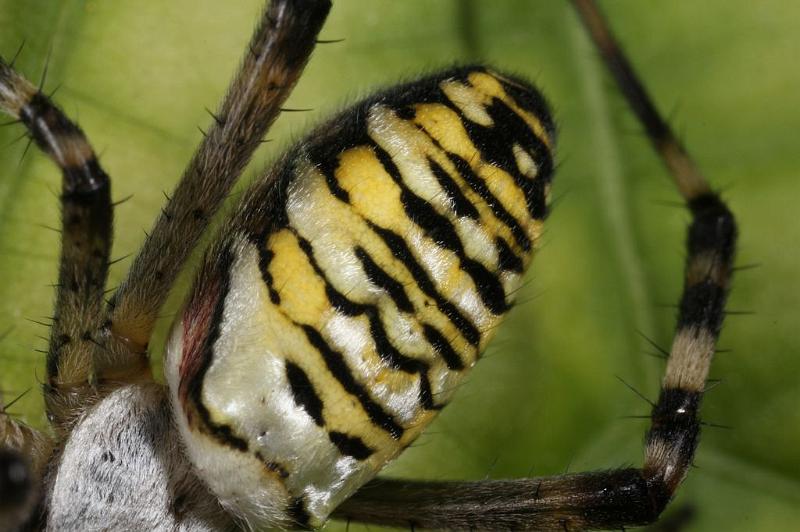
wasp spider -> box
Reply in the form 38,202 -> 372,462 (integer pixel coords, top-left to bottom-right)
0,0 -> 738,530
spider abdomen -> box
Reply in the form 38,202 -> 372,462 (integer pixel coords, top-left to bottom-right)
166,65 -> 555,528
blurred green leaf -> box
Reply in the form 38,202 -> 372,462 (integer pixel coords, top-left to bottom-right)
0,1 -> 797,530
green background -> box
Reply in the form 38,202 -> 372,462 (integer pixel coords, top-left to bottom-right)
0,1 -> 797,530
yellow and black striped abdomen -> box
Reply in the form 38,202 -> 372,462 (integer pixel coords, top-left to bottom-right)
166,65 -> 555,528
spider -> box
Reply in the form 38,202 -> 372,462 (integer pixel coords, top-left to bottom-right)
0,0 -> 739,530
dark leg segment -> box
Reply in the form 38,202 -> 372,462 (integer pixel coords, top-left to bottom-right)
1,391 -> 47,528
107,0 -> 331,359
335,1 -> 737,529
0,447 -> 35,530
0,394 -> 49,479
572,0 -> 737,506
570,0 -> 710,200
0,57 -> 115,430
335,471 -> 658,530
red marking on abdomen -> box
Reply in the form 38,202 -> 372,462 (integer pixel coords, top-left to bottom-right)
178,266 -> 226,414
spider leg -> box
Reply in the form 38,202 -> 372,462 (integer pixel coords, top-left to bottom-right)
568,0 -> 736,395
1,390 -> 48,528
106,0 -> 331,363
334,1 -> 736,529
0,57 -> 115,431
0,447 -> 36,529
0,391 -> 49,480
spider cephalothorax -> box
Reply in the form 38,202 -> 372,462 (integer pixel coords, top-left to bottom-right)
0,1 -> 735,530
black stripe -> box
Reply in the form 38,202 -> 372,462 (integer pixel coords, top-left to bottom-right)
328,431 -> 375,460
498,75 -> 557,141
266,461 -> 290,480
400,187 -> 464,252
297,236 -> 369,319
295,235 -> 364,317
649,389 -> 700,435
458,98 -> 554,220
645,388 -> 701,503
354,246 -> 414,313
296,236 -> 438,410
287,496 -> 312,529
422,324 -> 465,371
367,312 -> 427,374
676,192 -> 736,337
460,258 -> 508,314
687,193 -> 736,266
496,236 -> 524,273
253,161 -> 293,232
254,452 -> 291,479
527,175 -> 548,220
285,361 -> 324,426
373,144 -> 464,255
412,90 -> 543,245
428,156 -> 480,220
326,285 -> 364,316
186,247 -> 250,452
368,222 -> 481,346
365,311 -> 437,410
417,369 -> 438,410
301,325 -> 404,439
395,104 -> 417,120
447,152 -> 532,252
255,245 -> 281,304
308,147 -> 351,203
676,280 -> 726,335
372,143 -> 507,315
